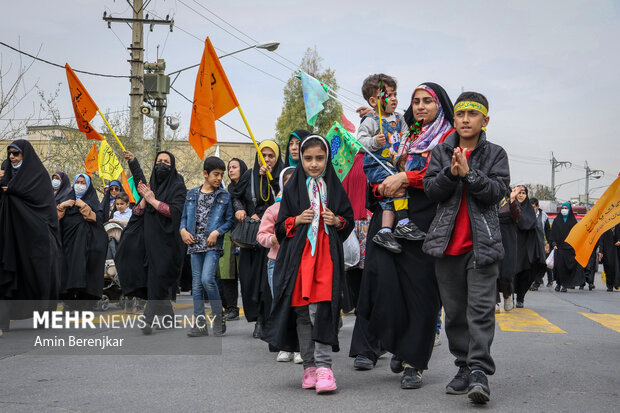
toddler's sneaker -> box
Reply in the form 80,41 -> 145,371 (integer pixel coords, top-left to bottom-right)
372,231 -> 402,253
394,221 -> 426,241
302,367 -> 317,389
315,367 -> 337,393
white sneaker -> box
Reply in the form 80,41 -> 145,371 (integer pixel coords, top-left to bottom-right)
276,351 -> 293,362
495,303 -> 501,313
434,333 -> 441,347
293,352 -> 303,364
504,296 -> 514,311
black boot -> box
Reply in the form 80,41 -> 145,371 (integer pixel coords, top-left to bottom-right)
253,321 -> 262,339
224,307 -> 239,321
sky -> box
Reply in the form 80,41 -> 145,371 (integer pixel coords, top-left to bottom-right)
1,0 -> 618,202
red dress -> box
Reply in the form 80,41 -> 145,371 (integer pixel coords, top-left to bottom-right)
285,215 -> 334,307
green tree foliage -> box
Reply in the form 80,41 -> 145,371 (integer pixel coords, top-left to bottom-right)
525,183 -> 555,201
275,47 -> 343,149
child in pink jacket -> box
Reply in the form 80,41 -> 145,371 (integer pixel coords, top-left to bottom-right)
257,166 -> 296,363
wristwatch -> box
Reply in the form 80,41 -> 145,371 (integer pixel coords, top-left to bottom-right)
463,170 -> 477,185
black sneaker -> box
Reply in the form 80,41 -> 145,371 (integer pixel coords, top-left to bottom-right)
588,284 -> 595,291
560,286 -> 567,292
390,355 -> 404,373
554,284 -> 561,292
353,355 -> 375,370
401,367 -> 423,389
213,314 -> 226,337
186,325 -> 209,337
446,366 -> 471,394
372,231 -> 402,253
393,221 -> 426,241
516,301 -> 524,308
224,307 -> 239,321
467,370 -> 490,404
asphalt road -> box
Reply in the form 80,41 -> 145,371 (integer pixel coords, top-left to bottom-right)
1,272 -> 618,412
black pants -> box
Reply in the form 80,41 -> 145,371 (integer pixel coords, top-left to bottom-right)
435,251 -> 498,375
221,278 -> 239,311
515,269 -> 536,302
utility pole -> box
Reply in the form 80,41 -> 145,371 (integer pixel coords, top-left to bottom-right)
103,0 -> 173,144
550,152 -> 571,200
584,161 -> 604,209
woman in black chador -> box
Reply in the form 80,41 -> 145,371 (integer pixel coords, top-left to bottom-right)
512,186 -> 546,307
57,173 -> 107,307
228,140 -> 284,338
550,202 -> 585,292
0,140 -> 61,333
116,150 -> 187,334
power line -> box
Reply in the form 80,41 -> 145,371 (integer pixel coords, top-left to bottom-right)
169,85 -> 252,140
0,41 -> 134,79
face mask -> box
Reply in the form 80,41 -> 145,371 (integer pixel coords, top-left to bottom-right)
51,179 -> 61,190
74,184 -> 87,196
11,160 -> 22,169
154,163 -> 171,183
561,209 -> 569,216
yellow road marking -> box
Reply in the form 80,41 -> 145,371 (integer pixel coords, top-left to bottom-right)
580,313 -> 620,333
496,308 -> 566,334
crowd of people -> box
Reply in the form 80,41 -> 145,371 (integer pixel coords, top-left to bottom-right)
1,74 -> 618,405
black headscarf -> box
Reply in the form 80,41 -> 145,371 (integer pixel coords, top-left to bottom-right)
53,171 -> 73,204
403,82 -> 454,127
226,157 -> 248,198
285,129 -> 311,167
0,139 -> 61,309
263,135 -> 354,351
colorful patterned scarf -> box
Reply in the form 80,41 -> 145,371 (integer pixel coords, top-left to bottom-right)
301,136 -> 330,256
399,85 -> 453,156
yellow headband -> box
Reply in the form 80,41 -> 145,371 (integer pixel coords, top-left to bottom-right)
454,101 -> 488,117
258,140 -> 280,159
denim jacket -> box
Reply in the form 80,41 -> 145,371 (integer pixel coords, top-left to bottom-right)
180,186 -> 234,249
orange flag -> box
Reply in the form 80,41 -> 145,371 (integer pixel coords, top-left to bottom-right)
120,170 -> 137,204
188,37 -> 239,159
566,174 -> 620,266
84,143 -> 99,177
65,63 -> 104,141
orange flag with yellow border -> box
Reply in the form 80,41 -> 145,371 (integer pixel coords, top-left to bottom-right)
65,63 -> 104,141
188,37 -> 239,159
566,174 -> 620,266
84,143 -> 99,177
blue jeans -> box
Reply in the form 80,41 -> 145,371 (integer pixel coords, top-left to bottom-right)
436,309 -> 442,334
190,250 -> 222,319
267,258 -> 275,297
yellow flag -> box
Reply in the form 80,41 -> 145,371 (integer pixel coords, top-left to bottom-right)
97,141 -> 123,181
567,174 -> 620,266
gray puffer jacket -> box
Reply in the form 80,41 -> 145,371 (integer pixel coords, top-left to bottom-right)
422,131 -> 510,267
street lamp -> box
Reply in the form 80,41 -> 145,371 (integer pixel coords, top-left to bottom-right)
167,41 -> 280,79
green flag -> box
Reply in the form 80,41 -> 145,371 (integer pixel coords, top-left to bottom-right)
325,121 -> 363,181
128,176 -> 141,203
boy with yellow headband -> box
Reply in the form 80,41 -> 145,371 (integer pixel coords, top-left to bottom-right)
422,92 -> 510,405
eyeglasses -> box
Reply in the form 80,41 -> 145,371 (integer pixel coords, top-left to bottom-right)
8,151 -> 20,156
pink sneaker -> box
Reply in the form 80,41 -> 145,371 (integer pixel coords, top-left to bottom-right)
302,367 -> 317,389
315,367 -> 337,393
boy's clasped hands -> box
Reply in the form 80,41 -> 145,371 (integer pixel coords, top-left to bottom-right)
450,148 -> 470,177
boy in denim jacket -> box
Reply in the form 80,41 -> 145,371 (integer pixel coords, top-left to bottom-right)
180,157 -> 234,337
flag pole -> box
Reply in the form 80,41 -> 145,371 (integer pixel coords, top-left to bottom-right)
97,109 -> 126,151
376,95 -> 384,135
236,105 -> 273,181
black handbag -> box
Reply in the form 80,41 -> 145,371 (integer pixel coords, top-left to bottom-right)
230,218 -> 261,248
230,170 -> 263,248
